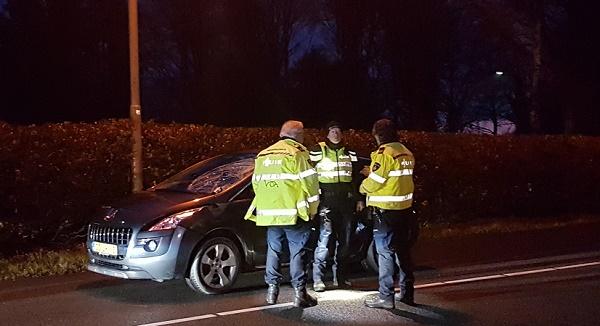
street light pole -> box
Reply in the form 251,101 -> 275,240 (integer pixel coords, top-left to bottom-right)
128,0 -> 143,192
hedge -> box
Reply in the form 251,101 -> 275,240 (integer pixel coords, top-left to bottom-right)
1,120 -> 599,257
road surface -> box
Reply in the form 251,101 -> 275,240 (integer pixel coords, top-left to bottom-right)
1,221 -> 600,325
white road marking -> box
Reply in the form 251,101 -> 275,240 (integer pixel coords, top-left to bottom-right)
137,260 -> 600,326
137,314 -> 216,326
413,261 -> 600,289
216,302 -> 293,316
442,274 -> 505,284
136,303 -> 291,326
554,261 -> 600,270
503,268 -> 557,277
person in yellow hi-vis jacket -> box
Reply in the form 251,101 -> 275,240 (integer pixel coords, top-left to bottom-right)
245,120 -> 320,308
309,121 -> 365,292
360,118 -> 417,310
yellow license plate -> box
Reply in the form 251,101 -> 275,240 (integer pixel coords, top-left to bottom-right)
92,242 -> 118,256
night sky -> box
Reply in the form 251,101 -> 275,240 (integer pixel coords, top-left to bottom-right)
0,0 -> 599,134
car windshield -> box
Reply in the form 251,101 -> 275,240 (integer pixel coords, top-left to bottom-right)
153,157 -> 255,195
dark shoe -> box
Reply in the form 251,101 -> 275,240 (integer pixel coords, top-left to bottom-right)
293,287 -> 318,308
394,292 -> 415,306
364,295 -> 394,309
266,284 -> 279,305
313,280 -> 326,292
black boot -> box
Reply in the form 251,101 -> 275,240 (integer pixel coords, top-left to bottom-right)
293,287 -> 317,308
266,284 -> 279,305
394,286 -> 415,306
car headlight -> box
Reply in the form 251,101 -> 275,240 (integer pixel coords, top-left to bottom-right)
148,207 -> 205,231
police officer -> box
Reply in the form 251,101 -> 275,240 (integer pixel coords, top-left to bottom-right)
310,121 -> 365,292
360,119 -> 417,309
245,120 -> 320,308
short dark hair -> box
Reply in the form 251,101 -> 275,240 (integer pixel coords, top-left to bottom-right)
372,119 -> 397,144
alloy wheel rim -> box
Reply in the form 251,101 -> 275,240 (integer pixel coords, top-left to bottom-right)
199,243 -> 237,288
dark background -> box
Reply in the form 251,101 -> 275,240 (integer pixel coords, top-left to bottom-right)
0,0 -> 599,134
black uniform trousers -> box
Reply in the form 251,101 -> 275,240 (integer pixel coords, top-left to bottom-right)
312,190 -> 356,283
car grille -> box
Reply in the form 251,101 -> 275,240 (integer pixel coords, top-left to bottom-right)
88,224 -> 133,245
88,224 -> 132,259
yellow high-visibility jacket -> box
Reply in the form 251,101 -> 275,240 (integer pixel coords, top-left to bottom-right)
359,142 -> 414,210
309,142 -> 358,184
245,138 -> 320,226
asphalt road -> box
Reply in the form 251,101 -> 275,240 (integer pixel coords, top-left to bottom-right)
2,221 -> 600,326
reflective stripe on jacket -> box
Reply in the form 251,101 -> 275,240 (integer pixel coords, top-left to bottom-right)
245,138 -> 320,226
309,142 -> 357,184
359,142 -> 414,210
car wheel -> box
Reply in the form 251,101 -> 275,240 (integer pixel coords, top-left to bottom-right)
365,240 -> 379,272
186,237 -> 241,294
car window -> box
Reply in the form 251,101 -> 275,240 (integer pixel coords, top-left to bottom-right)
186,158 -> 255,195
153,156 -> 255,195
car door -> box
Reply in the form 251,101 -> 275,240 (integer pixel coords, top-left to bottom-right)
226,183 -> 269,267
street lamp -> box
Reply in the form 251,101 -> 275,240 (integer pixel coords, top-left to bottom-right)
495,71 -> 504,76
128,0 -> 143,192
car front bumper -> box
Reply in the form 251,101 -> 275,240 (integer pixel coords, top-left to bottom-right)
87,226 -> 187,281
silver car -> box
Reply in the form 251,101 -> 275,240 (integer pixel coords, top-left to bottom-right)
86,152 -> 375,294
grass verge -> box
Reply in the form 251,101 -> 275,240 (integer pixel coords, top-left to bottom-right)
420,215 -> 600,239
0,244 -> 87,281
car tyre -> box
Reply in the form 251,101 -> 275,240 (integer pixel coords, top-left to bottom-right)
186,237 -> 241,294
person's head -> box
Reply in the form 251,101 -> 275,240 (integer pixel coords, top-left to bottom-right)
325,121 -> 343,144
280,120 -> 305,143
371,119 -> 397,145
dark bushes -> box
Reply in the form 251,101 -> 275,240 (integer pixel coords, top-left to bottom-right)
1,120 -> 599,255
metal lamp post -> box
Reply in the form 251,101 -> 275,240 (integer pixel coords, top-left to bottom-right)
128,0 -> 143,192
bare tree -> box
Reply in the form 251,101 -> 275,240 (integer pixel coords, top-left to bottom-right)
473,0 -> 568,134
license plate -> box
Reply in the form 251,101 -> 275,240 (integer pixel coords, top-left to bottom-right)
92,241 -> 118,256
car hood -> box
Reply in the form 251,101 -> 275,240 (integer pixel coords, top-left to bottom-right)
91,190 -> 216,228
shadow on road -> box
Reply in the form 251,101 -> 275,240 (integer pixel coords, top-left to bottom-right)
76,270 -> 277,305
77,279 -> 206,304
391,304 -> 470,325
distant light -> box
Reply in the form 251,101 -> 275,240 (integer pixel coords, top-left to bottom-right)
495,71 -> 504,76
